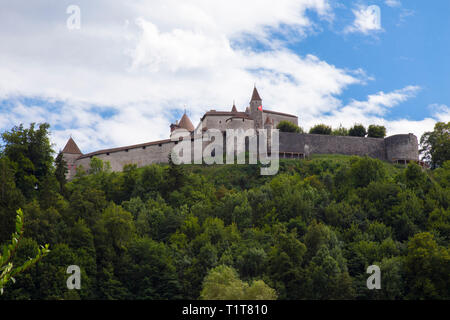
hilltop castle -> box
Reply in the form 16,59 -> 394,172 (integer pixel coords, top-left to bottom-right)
62,87 -> 420,179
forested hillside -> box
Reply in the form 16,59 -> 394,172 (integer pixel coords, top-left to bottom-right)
0,123 -> 449,300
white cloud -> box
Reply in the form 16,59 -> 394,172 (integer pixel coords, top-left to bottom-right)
300,86 -> 443,141
341,86 -> 420,116
385,0 -> 401,8
428,104 -> 450,123
345,5 -> 383,35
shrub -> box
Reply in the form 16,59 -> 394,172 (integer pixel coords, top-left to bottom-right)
309,124 -> 332,135
349,124 -> 367,137
332,125 -> 349,136
368,125 -> 387,138
277,121 -> 302,133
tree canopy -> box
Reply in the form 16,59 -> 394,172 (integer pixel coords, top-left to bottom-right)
420,121 -> 450,168
368,125 -> 387,138
349,124 -> 367,137
309,124 -> 332,135
0,122 -> 449,300
276,121 -> 302,133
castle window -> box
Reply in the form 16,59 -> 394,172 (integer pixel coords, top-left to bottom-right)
158,143 -> 162,147
175,141 -> 178,145
125,149 -> 129,152
106,153 -> 110,156
142,146 -> 146,150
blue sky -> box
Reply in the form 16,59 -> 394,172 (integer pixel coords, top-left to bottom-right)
0,0 -> 448,153
302,0 -> 450,121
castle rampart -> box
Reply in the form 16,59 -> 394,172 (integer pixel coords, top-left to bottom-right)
385,134 -> 419,163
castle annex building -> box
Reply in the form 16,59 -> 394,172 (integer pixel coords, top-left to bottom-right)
62,87 -> 419,179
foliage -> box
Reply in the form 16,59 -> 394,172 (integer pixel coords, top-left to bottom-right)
332,125 -> 349,136
200,265 -> 277,300
276,121 -> 302,133
367,125 -> 387,138
349,124 -> 367,137
1,123 -> 54,199
0,209 -> 50,294
1,122 -> 449,300
309,124 -> 332,135
54,151 -> 68,194
420,121 -> 450,168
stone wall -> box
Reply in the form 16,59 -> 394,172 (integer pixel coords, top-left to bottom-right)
72,141 -> 176,176
278,132 -> 419,161
68,131 -> 419,179
279,133 -> 387,160
385,134 -> 419,161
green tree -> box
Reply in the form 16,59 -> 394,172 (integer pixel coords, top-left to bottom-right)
404,162 -> 427,190
349,124 -> 367,137
0,157 -> 25,242
54,151 -> 67,194
166,152 -> 186,194
332,125 -> 348,136
420,121 -> 450,168
0,209 -> 50,294
200,265 -> 277,300
1,123 -> 54,199
404,232 -> 450,299
367,125 -> 386,138
349,156 -> 386,188
89,157 -> 106,174
309,124 -> 332,135
122,237 -> 181,299
277,121 -> 302,133
97,203 -> 135,251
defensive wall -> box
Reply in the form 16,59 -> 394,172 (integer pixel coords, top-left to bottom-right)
66,132 -> 419,179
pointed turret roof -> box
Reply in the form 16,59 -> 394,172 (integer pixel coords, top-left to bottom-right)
231,102 -> 237,113
251,86 -> 262,101
178,113 -> 195,132
62,137 -> 82,154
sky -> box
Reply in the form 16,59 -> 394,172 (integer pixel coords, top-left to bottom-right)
0,0 -> 449,154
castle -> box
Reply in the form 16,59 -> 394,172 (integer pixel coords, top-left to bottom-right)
62,87 -> 420,179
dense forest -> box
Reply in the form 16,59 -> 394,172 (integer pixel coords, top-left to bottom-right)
0,122 -> 449,300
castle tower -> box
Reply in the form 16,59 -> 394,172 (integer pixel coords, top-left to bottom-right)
231,102 -> 237,113
62,137 -> 82,180
170,112 -> 195,138
249,86 -> 263,129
